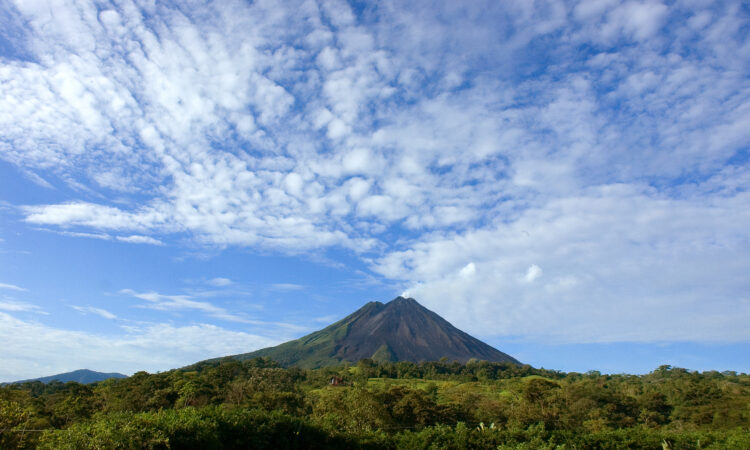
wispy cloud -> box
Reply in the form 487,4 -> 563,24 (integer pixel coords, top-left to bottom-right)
0,283 -> 26,292
117,288 -> 303,332
49,230 -> 112,240
116,235 -> 164,246
270,283 -> 305,292
207,277 -> 233,287
20,170 -> 54,189
0,299 -> 43,313
38,228 -> 164,245
119,288 -> 247,323
71,305 -> 116,320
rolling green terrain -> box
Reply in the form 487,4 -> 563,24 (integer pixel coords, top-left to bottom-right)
1,359 -> 749,449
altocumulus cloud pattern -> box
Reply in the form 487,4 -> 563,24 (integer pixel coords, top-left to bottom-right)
1,0 -> 749,378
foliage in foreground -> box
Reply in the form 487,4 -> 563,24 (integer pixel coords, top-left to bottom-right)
1,359 -> 749,449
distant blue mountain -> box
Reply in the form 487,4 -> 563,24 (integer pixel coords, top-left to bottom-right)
9,369 -> 127,384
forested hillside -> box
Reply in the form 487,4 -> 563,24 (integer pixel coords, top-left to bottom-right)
1,359 -> 749,449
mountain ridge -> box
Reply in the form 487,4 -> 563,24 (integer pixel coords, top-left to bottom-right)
217,296 -> 519,368
6,369 -> 127,385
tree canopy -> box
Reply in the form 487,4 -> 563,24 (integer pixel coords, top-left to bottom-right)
1,359 -> 748,449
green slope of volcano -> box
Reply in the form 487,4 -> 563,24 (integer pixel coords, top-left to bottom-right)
223,297 -> 519,368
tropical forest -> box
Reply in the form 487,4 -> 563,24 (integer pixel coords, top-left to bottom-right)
2,358 -> 749,449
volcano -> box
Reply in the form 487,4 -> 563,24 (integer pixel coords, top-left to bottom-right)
224,296 -> 519,368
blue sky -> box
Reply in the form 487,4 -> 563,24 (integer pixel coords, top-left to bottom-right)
1,0 -> 749,381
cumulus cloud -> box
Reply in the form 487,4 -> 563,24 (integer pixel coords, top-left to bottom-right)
373,185 -> 750,343
608,1 -> 669,41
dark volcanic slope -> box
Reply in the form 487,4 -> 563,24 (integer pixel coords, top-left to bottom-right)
223,297 -> 519,368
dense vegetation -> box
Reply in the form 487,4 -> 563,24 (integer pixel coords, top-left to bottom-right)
1,359 -> 749,449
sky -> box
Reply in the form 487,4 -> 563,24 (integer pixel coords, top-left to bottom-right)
1,0 -> 749,381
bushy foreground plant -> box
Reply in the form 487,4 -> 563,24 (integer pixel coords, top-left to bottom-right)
36,406 -> 377,449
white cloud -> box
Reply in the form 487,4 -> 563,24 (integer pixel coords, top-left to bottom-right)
71,305 -> 116,320
55,230 -> 112,240
7,0 -> 744,255
345,177 -> 371,201
207,277 -> 233,287
21,170 -> 54,189
23,202 -> 161,231
612,1 -> 669,41
118,288 -> 306,330
575,0 -> 669,43
0,283 -> 26,292
523,264 -> 543,283
116,235 -> 165,246
283,173 -> 304,198
270,283 -> 305,291
120,288 -> 248,323
341,148 -> 380,175
374,185 -> 750,343
0,299 -> 42,312
459,262 -> 476,278
1,0 -> 749,348
0,311 -> 280,382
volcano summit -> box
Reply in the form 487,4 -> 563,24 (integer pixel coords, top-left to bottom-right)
224,296 -> 519,368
